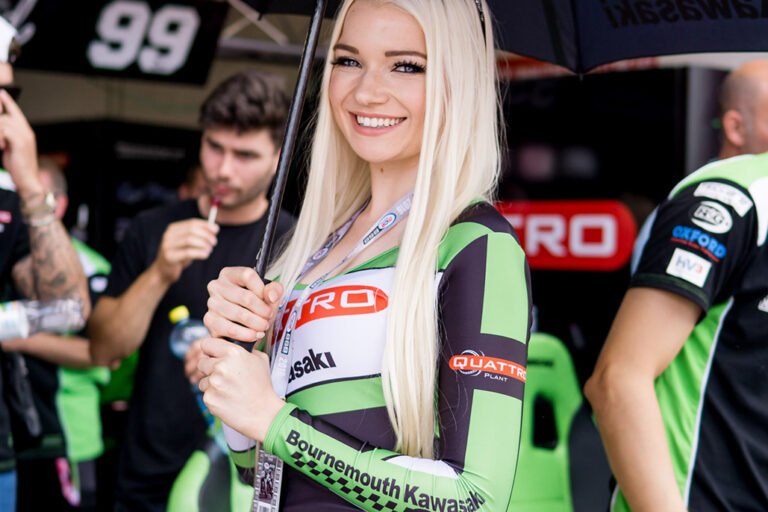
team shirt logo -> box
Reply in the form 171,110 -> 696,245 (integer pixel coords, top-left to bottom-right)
449,350 -> 527,383
277,285 -> 389,338
288,349 -> 337,383
666,248 -> 712,287
694,181 -> 753,216
89,276 -> 108,293
690,201 -> 733,234
671,225 -> 727,260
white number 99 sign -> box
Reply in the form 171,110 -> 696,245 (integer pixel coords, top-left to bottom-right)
87,0 -> 200,75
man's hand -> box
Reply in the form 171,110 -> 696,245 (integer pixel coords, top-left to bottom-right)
0,89 -> 41,199
150,219 -> 219,285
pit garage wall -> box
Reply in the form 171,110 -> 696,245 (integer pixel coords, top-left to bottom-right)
499,66 -> 724,384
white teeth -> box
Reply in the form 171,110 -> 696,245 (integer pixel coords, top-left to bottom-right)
356,115 -> 404,128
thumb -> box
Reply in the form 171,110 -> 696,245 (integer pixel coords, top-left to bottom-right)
264,281 -> 285,308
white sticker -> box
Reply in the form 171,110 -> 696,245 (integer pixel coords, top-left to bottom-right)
758,295 -> 768,314
691,200 -> 733,234
694,182 -> 753,217
90,276 -> 108,294
0,171 -> 15,191
666,248 -> 712,288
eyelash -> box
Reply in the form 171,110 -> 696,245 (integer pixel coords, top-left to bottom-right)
330,56 -> 358,68
330,57 -> 426,74
394,60 -> 426,73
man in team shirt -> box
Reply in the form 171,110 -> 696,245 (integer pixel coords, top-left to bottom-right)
586,59 -> 768,511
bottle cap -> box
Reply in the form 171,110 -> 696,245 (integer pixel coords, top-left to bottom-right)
168,305 -> 190,324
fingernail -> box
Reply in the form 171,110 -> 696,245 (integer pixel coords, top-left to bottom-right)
256,331 -> 265,339
268,289 -> 279,302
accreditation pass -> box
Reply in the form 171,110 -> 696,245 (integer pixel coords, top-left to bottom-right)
253,450 -> 284,512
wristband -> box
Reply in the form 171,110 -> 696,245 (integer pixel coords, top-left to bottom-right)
26,211 -> 56,227
21,191 -> 55,219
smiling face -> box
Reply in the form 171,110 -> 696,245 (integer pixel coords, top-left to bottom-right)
328,1 -> 427,173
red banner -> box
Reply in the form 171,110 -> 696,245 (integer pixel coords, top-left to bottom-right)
496,200 -> 637,271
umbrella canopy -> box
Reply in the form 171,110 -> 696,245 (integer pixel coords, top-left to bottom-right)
496,1 -> 768,74
249,0 -> 768,74
246,0 -> 768,275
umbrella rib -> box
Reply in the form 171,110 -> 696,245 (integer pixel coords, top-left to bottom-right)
568,0 -> 584,73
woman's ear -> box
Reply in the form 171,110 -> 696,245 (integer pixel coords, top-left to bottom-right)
722,109 -> 746,149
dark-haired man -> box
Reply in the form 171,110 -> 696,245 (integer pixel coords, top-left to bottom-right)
88,71 -> 295,511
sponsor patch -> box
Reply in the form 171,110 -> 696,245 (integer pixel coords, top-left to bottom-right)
0,173 -> 15,191
89,276 -> 108,294
671,225 -> 727,260
449,350 -> 526,383
0,210 -> 11,224
694,182 -> 753,217
690,200 -> 733,234
276,285 -> 389,339
666,248 -> 712,287
288,348 -> 336,383
758,296 -> 768,314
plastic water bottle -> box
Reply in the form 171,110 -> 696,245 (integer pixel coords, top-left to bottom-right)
168,305 -> 209,358
168,305 -> 214,428
0,298 -> 84,341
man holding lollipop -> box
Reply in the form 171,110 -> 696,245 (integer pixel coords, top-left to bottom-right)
88,70 -> 295,512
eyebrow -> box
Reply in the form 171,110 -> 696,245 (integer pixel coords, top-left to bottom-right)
333,44 -> 426,60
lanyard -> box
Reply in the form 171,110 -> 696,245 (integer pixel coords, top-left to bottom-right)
251,192 -> 413,512
269,192 -> 413,399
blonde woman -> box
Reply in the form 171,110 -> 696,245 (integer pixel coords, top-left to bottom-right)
198,0 -> 531,509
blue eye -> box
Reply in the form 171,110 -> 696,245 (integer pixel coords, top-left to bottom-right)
394,61 -> 425,73
331,56 -> 360,68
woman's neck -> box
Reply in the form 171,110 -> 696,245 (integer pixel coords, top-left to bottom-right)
365,161 -> 418,218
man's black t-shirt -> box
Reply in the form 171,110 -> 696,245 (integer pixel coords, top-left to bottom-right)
0,187 -> 30,471
105,199 -> 294,510
617,155 -> 768,511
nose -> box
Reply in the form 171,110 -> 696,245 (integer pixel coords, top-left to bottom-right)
353,68 -> 387,106
215,152 -> 235,180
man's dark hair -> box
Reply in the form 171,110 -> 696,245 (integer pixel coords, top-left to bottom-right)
199,70 -> 290,148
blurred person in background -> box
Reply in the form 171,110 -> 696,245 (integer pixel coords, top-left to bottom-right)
178,164 -> 207,200
0,16 -> 89,512
88,70 -> 295,512
586,59 -> 768,511
3,157 -> 109,511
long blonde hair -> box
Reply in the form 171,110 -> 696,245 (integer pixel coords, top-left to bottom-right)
268,0 -> 500,458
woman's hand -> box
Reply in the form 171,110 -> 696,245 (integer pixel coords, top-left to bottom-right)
197,337 -> 285,442
205,266 -> 284,342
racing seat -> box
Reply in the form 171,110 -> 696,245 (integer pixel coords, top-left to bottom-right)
167,435 -> 254,512
508,332 -> 582,512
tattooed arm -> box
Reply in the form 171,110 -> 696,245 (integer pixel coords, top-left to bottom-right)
1,89 -> 89,315
10,219 -> 89,312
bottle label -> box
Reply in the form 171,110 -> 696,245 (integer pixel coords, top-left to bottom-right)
0,301 -> 29,341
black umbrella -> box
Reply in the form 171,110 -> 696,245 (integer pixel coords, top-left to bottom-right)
495,1 -> 768,74
248,0 -> 768,274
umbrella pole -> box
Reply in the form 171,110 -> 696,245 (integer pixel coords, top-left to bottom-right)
254,0 -> 328,277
